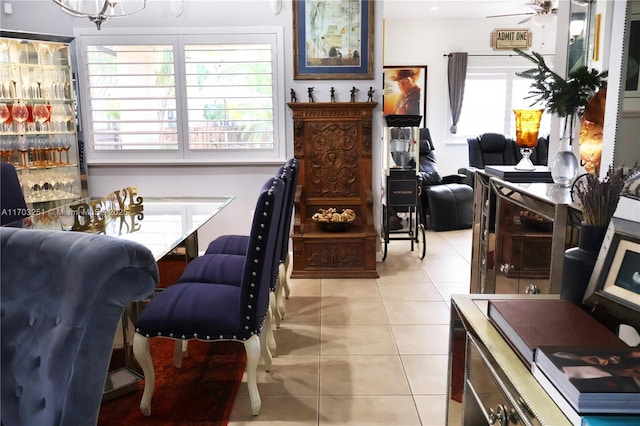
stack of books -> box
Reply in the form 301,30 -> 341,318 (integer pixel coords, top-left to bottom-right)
533,347 -> 640,424
487,299 -> 627,367
488,299 -> 640,425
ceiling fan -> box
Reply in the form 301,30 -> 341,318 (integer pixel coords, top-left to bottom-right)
486,0 -> 558,25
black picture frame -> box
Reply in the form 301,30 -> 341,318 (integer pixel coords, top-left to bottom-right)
584,216 -> 640,331
292,0 -> 374,80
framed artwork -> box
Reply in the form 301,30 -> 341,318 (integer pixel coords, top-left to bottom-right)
624,14 -> 640,97
292,0 -> 374,80
584,217 -> 640,327
382,66 -> 427,125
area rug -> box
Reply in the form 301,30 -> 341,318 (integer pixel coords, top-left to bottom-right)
98,339 -> 247,426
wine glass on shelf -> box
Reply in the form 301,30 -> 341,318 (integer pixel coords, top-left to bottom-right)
62,134 -> 73,165
0,103 -> 10,132
53,136 -> 64,165
62,103 -> 74,131
11,100 -> 29,134
17,135 -> 30,168
32,103 -> 50,132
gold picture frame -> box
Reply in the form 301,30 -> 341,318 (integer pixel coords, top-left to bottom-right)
292,0 -> 374,80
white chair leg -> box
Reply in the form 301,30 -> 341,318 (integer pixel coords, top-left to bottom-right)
260,308 -> 273,371
133,334 -> 155,417
267,293 -> 277,354
276,262 -> 287,325
243,335 -> 262,416
283,253 -> 291,299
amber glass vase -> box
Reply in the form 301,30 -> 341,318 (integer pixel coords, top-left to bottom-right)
513,109 -> 544,170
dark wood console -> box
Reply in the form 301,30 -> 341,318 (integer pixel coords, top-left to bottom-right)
288,102 -> 378,279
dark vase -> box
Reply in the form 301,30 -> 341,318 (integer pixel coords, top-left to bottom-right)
560,224 -> 608,304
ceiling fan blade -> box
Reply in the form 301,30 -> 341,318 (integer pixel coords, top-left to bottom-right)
518,15 -> 535,24
486,12 -> 535,19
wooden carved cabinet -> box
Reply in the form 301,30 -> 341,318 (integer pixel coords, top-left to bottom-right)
288,102 -> 378,279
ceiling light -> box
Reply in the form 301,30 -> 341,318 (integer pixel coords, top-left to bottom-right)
51,0 -> 146,30
532,13 -> 555,28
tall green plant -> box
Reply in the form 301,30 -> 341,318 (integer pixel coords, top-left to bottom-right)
514,48 -> 608,117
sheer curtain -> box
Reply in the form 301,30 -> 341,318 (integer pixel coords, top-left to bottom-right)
447,52 -> 468,134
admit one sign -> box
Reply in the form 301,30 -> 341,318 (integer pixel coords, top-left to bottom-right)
490,29 -> 532,50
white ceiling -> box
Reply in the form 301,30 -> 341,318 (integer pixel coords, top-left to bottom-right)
383,0 -> 539,20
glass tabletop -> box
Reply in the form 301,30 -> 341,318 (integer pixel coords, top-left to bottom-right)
5,195 -> 235,260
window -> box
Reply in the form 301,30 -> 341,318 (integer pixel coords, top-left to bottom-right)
75,28 -> 285,163
454,55 -> 552,140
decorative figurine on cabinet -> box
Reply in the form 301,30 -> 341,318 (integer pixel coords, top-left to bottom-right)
330,87 -> 336,102
308,87 -> 314,103
350,86 -> 359,102
290,89 -> 297,103
367,87 -> 374,102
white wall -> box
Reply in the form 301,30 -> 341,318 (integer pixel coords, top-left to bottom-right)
1,0 -> 385,251
383,15 -> 557,175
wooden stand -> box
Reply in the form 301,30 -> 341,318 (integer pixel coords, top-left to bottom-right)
288,102 -> 379,278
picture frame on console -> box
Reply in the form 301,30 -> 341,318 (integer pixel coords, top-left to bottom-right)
382,65 -> 427,126
292,0 -> 374,80
584,215 -> 640,331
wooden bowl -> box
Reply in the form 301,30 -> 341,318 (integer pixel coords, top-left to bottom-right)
317,221 -> 351,232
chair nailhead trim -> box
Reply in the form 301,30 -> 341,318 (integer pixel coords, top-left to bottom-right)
157,332 -> 162,336
169,333 -> 174,337
193,333 -> 198,338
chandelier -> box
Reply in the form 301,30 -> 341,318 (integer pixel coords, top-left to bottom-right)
51,0 -> 146,30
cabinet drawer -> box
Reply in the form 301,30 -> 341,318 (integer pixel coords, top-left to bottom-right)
464,336 -> 540,426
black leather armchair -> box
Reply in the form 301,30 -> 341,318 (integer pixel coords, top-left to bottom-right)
459,133 -> 549,187
418,128 -> 473,231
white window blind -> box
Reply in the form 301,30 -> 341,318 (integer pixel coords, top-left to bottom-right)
455,55 -> 553,140
86,42 -> 178,151
75,28 -> 284,163
184,42 -> 273,151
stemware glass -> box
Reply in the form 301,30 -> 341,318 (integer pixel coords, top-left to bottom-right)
32,103 -> 50,132
62,134 -> 73,164
513,109 -> 544,171
0,135 -> 13,163
0,103 -> 10,132
17,135 -> 30,168
11,100 -> 29,133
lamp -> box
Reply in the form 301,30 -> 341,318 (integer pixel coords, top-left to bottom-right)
513,109 -> 544,170
51,0 -> 146,30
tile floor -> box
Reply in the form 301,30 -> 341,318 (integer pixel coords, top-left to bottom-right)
228,227 -> 472,425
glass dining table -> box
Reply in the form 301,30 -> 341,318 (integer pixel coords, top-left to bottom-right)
5,194 -> 235,399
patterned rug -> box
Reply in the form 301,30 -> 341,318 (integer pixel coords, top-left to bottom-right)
98,339 -> 247,426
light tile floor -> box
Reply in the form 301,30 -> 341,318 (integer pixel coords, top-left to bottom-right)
229,227 -> 472,425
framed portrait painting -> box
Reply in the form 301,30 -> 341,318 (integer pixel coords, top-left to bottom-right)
293,0 -> 374,80
383,66 -> 427,125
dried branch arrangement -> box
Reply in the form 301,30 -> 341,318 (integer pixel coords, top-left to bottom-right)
573,164 -> 640,226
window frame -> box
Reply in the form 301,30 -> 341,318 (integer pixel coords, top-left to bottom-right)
74,26 -> 286,165
452,55 -> 552,142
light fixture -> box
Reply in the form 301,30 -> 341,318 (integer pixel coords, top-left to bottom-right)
532,13 -> 555,28
51,0 -> 146,30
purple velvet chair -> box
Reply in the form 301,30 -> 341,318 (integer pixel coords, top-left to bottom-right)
1,227 -> 158,426
133,176 -> 285,417
1,163 -> 29,226
204,158 -> 299,326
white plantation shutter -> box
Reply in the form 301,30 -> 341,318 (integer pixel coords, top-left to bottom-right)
76,28 -> 284,163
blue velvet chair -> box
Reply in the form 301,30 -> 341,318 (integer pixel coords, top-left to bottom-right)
0,227 -> 159,426
133,176 -> 285,416
204,158 -> 299,325
1,162 -> 29,226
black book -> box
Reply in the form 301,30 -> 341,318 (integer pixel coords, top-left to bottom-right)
484,165 -> 553,183
534,346 -> 640,414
